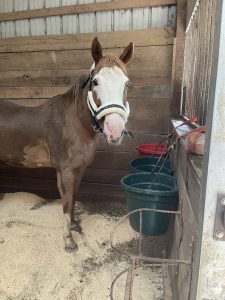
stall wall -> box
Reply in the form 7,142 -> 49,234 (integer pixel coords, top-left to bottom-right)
0,28 -> 174,200
167,0 -> 218,299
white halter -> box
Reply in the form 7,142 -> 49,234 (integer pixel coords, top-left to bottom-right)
87,91 -> 130,122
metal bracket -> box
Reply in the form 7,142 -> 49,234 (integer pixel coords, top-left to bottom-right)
213,194 -> 225,241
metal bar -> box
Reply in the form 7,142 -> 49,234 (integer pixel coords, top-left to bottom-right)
111,263 -> 167,300
124,258 -> 136,300
110,208 -> 191,266
110,268 -> 129,300
138,211 -> 143,256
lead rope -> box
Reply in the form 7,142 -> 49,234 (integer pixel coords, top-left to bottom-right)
148,124 -> 206,190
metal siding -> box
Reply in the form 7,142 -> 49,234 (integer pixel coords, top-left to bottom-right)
0,1 -> 176,37
30,0 -> 46,36
46,0 -> 62,35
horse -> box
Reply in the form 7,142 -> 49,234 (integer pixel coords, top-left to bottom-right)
0,37 -> 134,252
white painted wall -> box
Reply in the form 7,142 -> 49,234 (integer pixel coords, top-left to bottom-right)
0,0 -> 176,37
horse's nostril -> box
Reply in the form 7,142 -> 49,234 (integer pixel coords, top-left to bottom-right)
111,138 -> 120,144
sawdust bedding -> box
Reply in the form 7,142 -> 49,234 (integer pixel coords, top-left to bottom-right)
0,192 -> 164,300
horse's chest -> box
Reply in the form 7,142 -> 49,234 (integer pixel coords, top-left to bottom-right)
21,143 -> 52,168
66,137 -> 97,168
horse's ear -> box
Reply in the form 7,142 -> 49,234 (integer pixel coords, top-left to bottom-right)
91,37 -> 103,64
119,42 -> 134,64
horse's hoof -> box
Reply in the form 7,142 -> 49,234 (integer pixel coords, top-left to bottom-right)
65,242 -> 78,253
70,221 -> 82,233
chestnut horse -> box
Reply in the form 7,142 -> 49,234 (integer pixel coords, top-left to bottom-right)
0,37 -> 134,252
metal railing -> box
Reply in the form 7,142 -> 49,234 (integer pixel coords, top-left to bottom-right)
181,0 -> 216,126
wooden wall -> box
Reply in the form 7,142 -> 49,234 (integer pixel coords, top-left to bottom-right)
0,0 -> 176,37
0,28 -> 174,200
168,132 -> 202,299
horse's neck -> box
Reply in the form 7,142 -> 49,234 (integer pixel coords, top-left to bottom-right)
64,77 -> 94,135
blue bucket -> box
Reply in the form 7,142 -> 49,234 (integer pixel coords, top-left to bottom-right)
129,156 -> 174,175
121,172 -> 178,235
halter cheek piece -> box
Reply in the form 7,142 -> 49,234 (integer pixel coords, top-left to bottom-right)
81,70 -> 133,138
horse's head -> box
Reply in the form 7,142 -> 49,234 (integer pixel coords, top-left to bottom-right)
87,37 -> 134,145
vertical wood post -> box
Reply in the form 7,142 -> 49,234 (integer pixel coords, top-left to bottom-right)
171,0 -> 187,117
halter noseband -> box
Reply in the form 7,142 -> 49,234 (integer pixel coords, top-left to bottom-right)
81,67 -> 131,136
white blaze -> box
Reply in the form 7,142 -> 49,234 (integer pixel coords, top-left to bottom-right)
93,66 -> 129,144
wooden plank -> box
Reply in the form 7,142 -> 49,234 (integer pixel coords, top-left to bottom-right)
0,85 -> 171,99
0,176 -> 124,197
0,87 -> 66,99
0,176 -> 57,191
0,163 -> 56,180
78,192 -> 125,202
85,151 -> 133,170
97,133 -> 167,152
129,85 -> 171,99
0,0 -> 177,22
1,98 -> 48,107
171,0 -> 187,117
129,98 -> 170,117
0,46 -> 173,71
3,97 -> 170,117
79,182 -> 124,198
0,162 -> 128,185
0,28 -> 174,53
0,69 -> 171,87
83,168 -> 129,184
128,116 -> 169,133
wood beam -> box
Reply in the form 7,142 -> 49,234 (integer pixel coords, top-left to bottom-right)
0,0 -> 177,22
171,0 -> 187,117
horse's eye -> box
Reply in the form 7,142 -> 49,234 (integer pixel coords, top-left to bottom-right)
126,81 -> 131,88
93,79 -> 99,86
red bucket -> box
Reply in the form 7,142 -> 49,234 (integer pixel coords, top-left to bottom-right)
136,144 -> 168,157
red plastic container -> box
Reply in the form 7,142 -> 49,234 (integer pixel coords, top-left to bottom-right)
136,144 -> 168,157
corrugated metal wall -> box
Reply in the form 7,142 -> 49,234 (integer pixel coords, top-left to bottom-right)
0,0 -> 176,37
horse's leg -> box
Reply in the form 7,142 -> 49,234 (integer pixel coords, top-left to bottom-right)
57,168 -> 83,252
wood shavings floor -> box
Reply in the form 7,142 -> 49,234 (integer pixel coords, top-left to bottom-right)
0,192 -> 164,300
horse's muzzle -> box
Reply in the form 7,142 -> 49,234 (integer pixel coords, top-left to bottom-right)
103,113 -> 125,145
106,134 -> 123,145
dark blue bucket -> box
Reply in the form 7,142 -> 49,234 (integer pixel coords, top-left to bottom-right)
129,156 -> 174,175
121,172 -> 178,235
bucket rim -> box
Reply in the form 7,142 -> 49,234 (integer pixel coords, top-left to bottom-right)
120,172 -> 178,196
129,156 -> 173,165
129,156 -> 174,174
